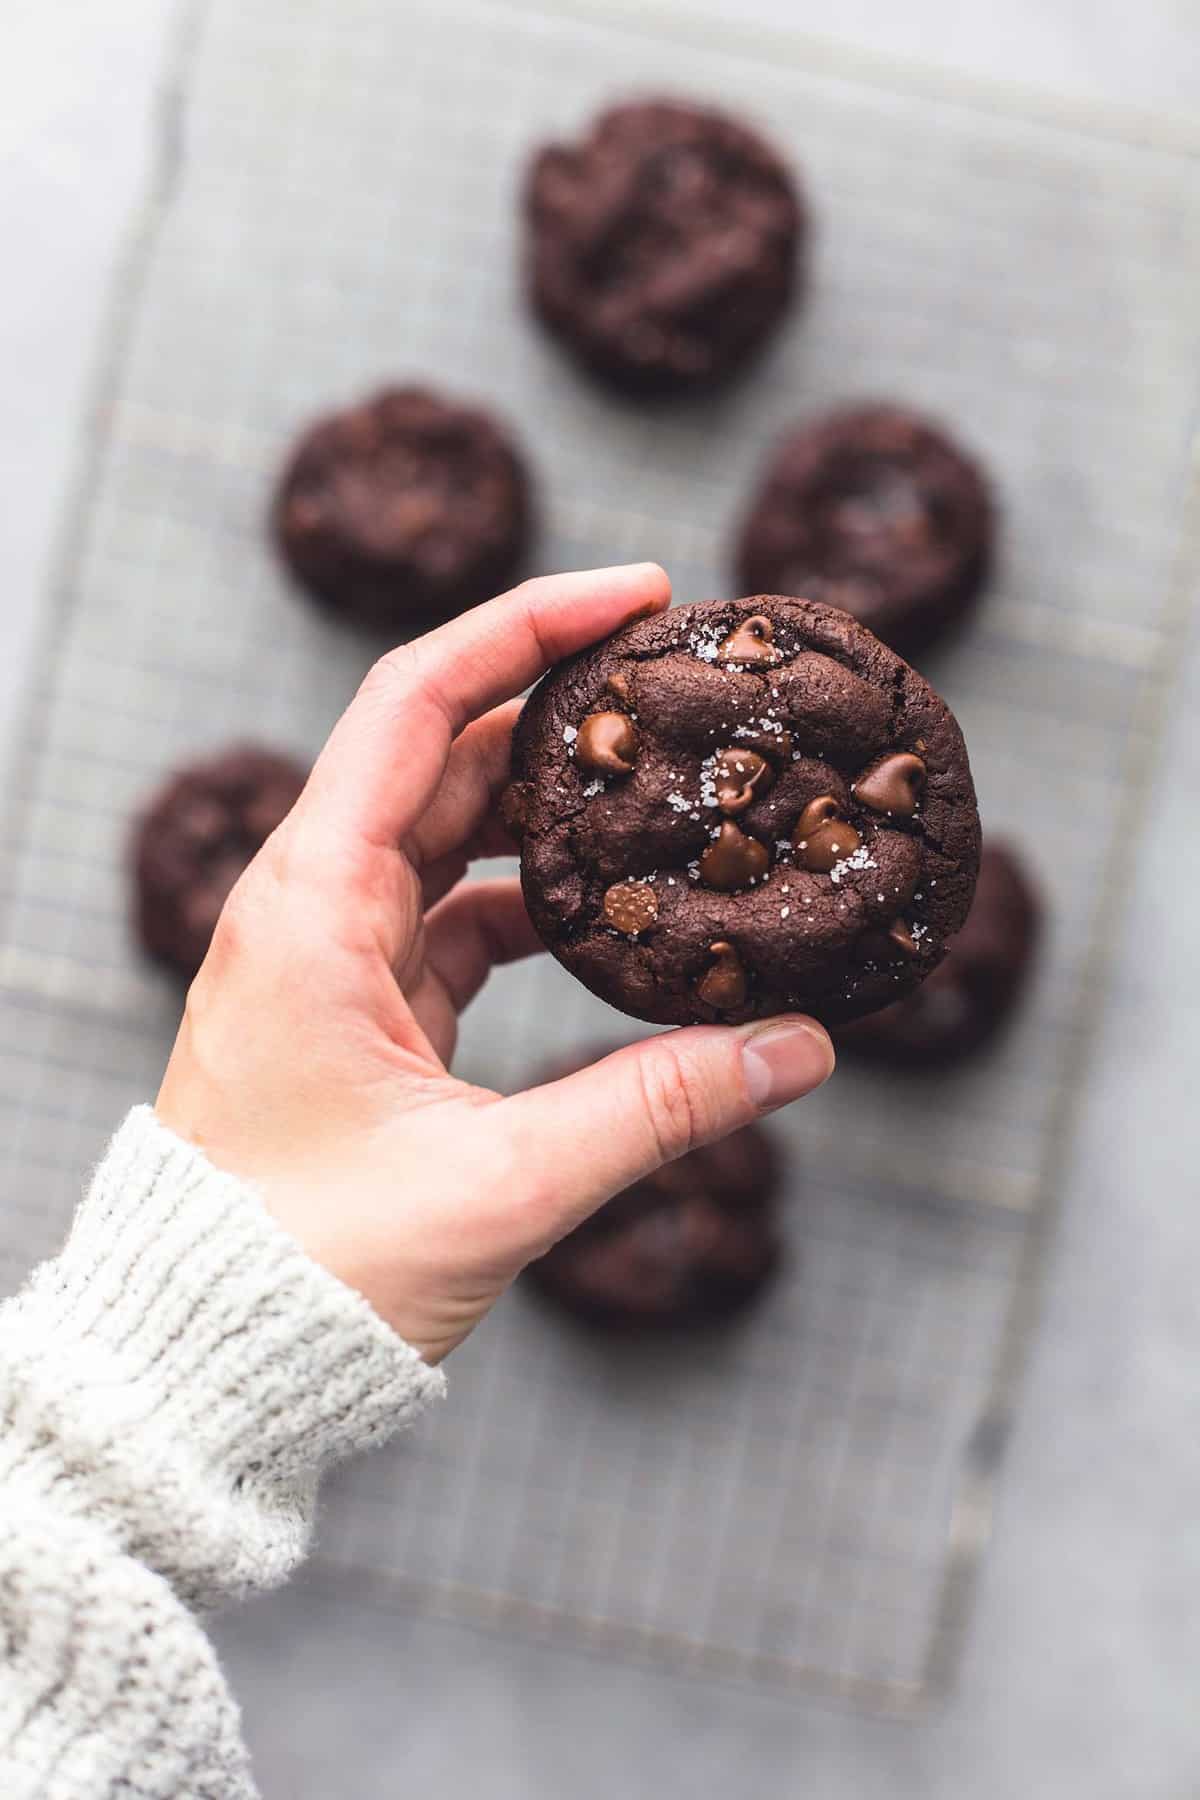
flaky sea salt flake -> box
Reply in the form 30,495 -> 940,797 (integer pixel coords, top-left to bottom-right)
830,844 -> 878,885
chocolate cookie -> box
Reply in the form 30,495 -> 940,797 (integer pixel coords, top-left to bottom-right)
835,841 -> 1039,1065
525,1049 -> 782,1326
505,596 -> 980,1028
272,386 -> 531,628
132,745 -> 307,979
525,98 -> 803,394
735,406 -> 993,654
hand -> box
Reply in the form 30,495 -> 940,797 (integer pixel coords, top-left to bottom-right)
156,565 -> 834,1362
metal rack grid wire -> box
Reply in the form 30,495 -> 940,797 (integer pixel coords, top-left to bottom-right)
2,0 -> 1200,1712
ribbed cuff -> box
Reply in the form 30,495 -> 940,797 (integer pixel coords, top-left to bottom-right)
0,1107 -> 444,1604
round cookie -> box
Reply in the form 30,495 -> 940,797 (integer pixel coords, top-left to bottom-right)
735,406 -> 993,654
504,595 -> 980,1028
835,841 -> 1039,1065
272,386 -> 532,628
524,98 -> 803,394
525,1049 -> 782,1326
133,745 -> 307,979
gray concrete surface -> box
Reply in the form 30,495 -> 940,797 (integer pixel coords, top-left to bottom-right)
4,3 -> 1200,1796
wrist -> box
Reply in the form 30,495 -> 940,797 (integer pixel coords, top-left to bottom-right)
0,1107 -> 445,1599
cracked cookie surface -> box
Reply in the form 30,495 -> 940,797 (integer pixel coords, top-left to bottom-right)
524,98 -> 803,393
506,595 -> 980,1027
273,386 -> 531,628
735,406 -> 992,654
133,744 -> 307,979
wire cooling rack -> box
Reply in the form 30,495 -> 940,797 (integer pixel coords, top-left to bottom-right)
2,0 -> 1199,1712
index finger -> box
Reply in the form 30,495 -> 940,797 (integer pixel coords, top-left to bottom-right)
301,563 -> 670,847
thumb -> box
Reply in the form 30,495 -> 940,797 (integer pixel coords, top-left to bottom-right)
499,1018 -> 834,1252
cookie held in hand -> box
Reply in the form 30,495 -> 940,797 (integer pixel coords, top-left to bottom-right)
273,386 -> 532,628
133,745 -> 307,980
835,841 -> 1039,1064
525,98 -> 803,393
735,406 -> 992,655
525,1048 -> 783,1326
504,596 -> 980,1028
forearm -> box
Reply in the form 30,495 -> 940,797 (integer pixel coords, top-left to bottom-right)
0,1108 -> 443,1797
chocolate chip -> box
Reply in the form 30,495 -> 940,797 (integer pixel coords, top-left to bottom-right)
855,918 -> 917,963
699,821 -> 770,891
853,752 -> 926,817
792,796 -> 861,872
713,747 -> 773,815
717,615 -> 783,667
575,711 -> 639,776
603,881 -> 659,935
606,671 -> 633,705
712,724 -> 793,760
696,940 -> 747,1011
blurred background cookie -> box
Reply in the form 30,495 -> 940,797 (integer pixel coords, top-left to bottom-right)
735,404 -> 992,654
525,97 -> 803,393
272,386 -> 532,628
835,841 -> 1039,1065
525,1047 -> 783,1326
132,744 -> 307,979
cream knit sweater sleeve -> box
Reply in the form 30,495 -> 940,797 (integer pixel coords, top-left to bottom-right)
0,1106 -> 445,1798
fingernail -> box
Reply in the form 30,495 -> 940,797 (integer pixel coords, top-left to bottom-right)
741,1018 -> 835,1113
621,563 -> 671,618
